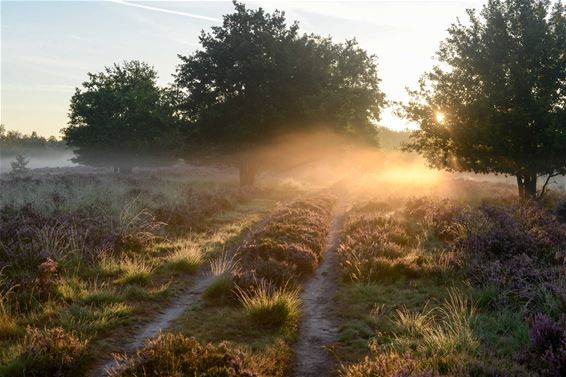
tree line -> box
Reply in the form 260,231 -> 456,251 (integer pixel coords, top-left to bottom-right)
1,125 -> 66,157
62,0 -> 566,199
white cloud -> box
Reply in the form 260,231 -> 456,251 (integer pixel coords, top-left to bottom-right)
108,0 -> 222,22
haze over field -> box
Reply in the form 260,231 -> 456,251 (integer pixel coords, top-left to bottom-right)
1,0 -> 484,136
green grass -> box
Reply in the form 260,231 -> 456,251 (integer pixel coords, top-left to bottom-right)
175,301 -> 295,377
236,284 -> 301,328
335,202 -> 541,376
0,170 -> 287,375
55,302 -> 134,336
163,241 -> 202,273
203,274 -> 234,302
113,257 -> 154,285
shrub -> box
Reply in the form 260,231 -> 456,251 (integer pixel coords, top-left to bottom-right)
6,326 -> 88,376
449,201 -> 566,312
111,332 -> 256,376
152,187 -> 252,233
338,213 -> 422,283
233,196 -> 333,292
10,154 -> 30,177
340,349 -> 439,377
522,314 -> 566,377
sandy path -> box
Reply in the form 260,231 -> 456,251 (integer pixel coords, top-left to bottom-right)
293,208 -> 344,377
89,215 -> 271,377
91,273 -> 216,376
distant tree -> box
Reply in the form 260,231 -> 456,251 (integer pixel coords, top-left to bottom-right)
175,1 -> 385,186
62,61 -> 180,173
401,0 -> 566,199
0,125 -> 66,157
10,154 -> 30,176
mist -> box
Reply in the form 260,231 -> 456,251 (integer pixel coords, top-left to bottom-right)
0,150 -> 76,175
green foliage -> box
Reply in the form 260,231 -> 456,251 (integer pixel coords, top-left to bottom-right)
62,61 -> 180,171
9,154 -> 30,176
0,125 -> 66,160
401,0 -> 566,199
174,1 -> 385,183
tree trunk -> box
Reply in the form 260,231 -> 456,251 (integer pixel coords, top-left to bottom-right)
119,165 -> 133,175
239,161 -> 257,187
525,173 -> 537,199
516,173 -> 537,200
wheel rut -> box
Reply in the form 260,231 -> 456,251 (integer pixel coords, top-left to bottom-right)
88,214 -> 271,377
293,207 -> 345,377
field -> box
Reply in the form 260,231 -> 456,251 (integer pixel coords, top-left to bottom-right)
1,165 -> 565,377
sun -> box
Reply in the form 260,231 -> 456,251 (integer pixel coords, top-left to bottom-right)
435,111 -> 445,123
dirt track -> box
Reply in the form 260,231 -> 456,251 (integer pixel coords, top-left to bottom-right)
88,214 -> 271,377
293,208 -> 344,377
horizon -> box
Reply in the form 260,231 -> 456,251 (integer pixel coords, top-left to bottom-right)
2,0 -> 485,137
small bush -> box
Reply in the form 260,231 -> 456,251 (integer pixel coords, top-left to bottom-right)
522,314 -> 566,377
7,326 -> 88,376
10,154 -> 30,177
233,196 -> 333,292
111,332 -> 256,376
340,349 -> 439,377
236,284 -> 300,328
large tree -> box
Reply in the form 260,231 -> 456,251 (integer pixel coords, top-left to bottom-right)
63,61 -> 180,173
401,0 -> 566,199
175,1 -> 385,186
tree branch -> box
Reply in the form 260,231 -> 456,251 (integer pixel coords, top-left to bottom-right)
537,172 -> 560,200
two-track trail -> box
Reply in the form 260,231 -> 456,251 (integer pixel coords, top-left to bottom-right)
91,273 -> 216,377
293,204 -> 346,377
89,214 -> 272,377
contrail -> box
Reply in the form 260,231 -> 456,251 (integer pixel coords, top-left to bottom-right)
108,0 -> 222,22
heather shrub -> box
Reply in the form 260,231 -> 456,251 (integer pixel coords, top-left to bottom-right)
450,202 -> 566,312
111,332 -> 256,377
404,198 -> 468,241
338,213 -> 425,282
339,348 -> 439,377
4,326 -> 88,376
455,203 -> 566,261
521,314 -> 566,377
152,187 -> 252,233
233,196 -> 333,292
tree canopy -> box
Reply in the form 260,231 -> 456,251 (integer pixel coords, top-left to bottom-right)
401,0 -> 566,199
174,1 -> 385,185
62,61 -> 180,173
1,125 -> 65,157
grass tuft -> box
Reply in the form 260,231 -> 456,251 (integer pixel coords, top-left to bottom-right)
164,242 -> 202,273
236,284 -> 300,328
114,257 -> 154,285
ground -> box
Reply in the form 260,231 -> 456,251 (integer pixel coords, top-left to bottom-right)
0,164 -> 565,377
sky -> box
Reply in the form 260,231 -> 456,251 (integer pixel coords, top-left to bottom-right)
1,0 -> 487,137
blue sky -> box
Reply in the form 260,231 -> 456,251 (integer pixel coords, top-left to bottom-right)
1,0 -> 485,136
